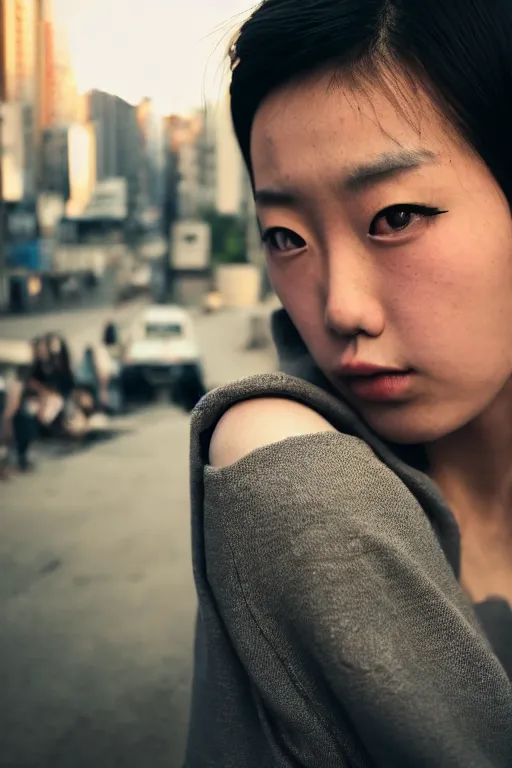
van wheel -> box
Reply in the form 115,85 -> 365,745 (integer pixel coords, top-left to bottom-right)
174,364 -> 206,412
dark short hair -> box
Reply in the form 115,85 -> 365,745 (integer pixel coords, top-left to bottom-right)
230,0 -> 512,200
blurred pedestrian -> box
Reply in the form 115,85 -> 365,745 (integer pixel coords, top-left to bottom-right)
76,345 -> 115,414
103,320 -> 118,347
8,337 -> 48,471
46,334 -> 75,401
186,1 -> 512,766
9,334 -> 80,469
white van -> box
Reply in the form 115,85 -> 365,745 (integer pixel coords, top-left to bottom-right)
119,305 -> 205,407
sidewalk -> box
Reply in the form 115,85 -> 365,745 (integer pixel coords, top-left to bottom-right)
194,301 -> 278,388
1,406 -> 194,767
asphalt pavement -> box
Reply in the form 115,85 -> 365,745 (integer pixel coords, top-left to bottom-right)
0,299 -> 276,767
0,286 -> 147,362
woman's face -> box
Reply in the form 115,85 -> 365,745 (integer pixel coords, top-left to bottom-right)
251,69 -> 512,443
35,339 -> 49,362
48,336 -> 62,356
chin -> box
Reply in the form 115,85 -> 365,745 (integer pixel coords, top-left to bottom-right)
357,402 -> 457,446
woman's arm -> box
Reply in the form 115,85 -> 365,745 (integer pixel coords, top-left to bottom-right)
210,397 -> 337,466
27,377 -> 50,396
200,398 -> 512,767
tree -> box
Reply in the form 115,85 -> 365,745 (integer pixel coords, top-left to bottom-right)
199,209 -> 247,265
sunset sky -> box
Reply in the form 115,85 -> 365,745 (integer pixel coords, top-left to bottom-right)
53,0 -> 255,114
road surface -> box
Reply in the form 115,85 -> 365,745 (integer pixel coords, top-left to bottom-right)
0,304 -> 276,767
0,294 -> 278,387
0,297 -> 147,361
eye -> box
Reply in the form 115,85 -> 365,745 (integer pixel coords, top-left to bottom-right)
261,227 -> 307,255
369,204 -> 447,237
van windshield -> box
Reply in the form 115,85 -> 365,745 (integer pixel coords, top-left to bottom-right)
145,323 -> 183,339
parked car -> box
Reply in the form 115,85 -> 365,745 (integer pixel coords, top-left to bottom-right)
118,305 -> 206,408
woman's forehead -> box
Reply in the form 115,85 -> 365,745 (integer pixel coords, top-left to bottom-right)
250,69 -> 454,187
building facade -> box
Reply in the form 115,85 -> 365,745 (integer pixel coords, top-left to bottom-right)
86,89 -> 145,223
1,0 -> 39,197
51,22 -> 80,125
88,90 -> 141,183
3,0 -> 36,103
34,0 -> 55,135
214,94 -> 245,217
136,97 -> 165,209
195,106 -> 217,212
163,113 -> 203,220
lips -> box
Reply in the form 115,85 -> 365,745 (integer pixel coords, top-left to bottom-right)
335,363 -> 414,402
344,372 -> 413,401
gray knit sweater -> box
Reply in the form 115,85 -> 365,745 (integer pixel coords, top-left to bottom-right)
185,309 -> 512,767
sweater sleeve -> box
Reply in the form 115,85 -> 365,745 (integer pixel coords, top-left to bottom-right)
201,431 -> 512,768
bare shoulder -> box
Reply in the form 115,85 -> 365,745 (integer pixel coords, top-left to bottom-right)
209,397 -> 336,468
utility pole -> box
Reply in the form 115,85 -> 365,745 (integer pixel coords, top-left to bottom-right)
162,127 -> 180,302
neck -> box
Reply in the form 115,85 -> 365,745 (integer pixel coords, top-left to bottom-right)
426,381 -> 512,532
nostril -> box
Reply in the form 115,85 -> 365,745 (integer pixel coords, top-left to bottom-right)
324,300 -> 364,338
324,297 -> 385,340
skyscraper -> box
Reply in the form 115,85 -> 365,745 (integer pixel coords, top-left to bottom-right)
214,94 -> 244,216
0,0 -> 38,197
136,97 -> 165,208
87,90 -> 142,184
2,0 -> 36,103
52,21 -> 80,125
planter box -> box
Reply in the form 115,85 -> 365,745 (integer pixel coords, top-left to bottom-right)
215,264 -> 261,308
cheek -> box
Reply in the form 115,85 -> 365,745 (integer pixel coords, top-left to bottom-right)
385,227 -> 512,371
269,258 -> 328,344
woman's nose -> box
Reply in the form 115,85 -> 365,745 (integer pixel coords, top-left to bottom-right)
323,264 -> 385,339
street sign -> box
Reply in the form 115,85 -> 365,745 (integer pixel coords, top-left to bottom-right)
170,220 -> 211,271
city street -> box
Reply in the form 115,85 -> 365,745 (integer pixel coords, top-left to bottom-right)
0,301 -> 276,767
1,0 -> 277,764
0,272 -> 145,361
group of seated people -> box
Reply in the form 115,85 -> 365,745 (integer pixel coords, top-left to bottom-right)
1,333 -> 113,473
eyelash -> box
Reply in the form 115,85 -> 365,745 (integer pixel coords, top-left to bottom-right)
261,203 -> 447,255
369,203 -> 447,236
261,227 -> 306,254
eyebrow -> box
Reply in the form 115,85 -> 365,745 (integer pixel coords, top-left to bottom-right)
254,148 -> 438,207
344,149 -> 437,192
